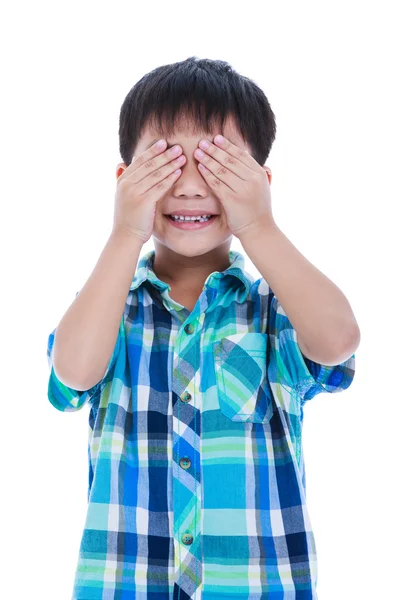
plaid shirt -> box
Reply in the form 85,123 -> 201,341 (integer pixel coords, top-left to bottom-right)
47,248 -> 356,600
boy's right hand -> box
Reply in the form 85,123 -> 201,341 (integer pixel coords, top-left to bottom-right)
112,140 -> 186,243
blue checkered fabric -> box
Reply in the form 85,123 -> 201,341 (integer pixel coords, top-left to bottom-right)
47,249 -> 355,599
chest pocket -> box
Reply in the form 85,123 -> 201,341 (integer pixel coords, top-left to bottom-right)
212,332 -> 274,423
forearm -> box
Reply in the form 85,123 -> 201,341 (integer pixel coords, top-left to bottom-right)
239,223 -> 360,360
53,229 -> 143,390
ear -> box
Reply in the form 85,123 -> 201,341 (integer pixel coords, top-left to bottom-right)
263,166 -> 272,185
116,162 -> 128,180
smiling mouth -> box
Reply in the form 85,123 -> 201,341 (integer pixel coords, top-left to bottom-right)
164,214 -> 218,229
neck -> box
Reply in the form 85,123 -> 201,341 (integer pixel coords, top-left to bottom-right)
152,241 -> 232,286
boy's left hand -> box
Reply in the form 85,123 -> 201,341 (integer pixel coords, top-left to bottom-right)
194,135 -> 276,238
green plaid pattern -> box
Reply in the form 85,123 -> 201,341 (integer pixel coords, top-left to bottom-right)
46,249 -> 355,599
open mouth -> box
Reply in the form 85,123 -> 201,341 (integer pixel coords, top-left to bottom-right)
164,214 -> 218,230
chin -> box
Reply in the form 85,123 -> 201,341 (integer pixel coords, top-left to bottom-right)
153,238 -> 213,256
152,216 -> 232,255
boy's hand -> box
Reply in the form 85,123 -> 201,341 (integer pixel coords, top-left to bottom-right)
113,140 -> 185,243
194,135 -> 275,238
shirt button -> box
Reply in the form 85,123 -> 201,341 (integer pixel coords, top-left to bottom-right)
179,457 -> 191,470
184,323 -> 195,334
180,391 -> 191,403
181,532 -> 193,545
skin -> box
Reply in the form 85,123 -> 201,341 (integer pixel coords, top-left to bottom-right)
115,114 -> 272,293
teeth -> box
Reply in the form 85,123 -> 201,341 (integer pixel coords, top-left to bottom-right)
170,214 -> 212,222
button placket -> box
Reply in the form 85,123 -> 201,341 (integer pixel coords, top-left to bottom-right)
173,317 -> 202,592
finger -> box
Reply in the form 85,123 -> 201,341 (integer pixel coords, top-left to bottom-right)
122,140 -> 183,182
196,143 -> 248,180
197,160 -> 235,192
213,136 -> 261,174
135,152 -> 186,196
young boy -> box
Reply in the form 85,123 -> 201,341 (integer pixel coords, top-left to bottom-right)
47,56 -> 359,600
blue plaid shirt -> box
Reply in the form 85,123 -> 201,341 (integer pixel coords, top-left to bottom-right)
47,248 -> 355,599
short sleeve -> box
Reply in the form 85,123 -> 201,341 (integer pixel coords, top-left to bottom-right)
46,291 -> 123,412
268,294 -> 356,404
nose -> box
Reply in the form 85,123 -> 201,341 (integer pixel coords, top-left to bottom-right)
177,153 -> 205,177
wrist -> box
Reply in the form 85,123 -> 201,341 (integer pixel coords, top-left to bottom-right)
237,216 -> 279,244
111,226 -> 145,248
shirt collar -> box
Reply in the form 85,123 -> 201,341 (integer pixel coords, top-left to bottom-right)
130,249 -> 254,304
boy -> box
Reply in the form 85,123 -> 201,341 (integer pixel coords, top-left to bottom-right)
47,56 -> 359,599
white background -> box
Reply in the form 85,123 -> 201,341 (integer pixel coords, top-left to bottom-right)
2,1 -> 399,598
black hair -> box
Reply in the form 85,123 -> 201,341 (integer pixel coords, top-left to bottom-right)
118,56 -> 277,167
